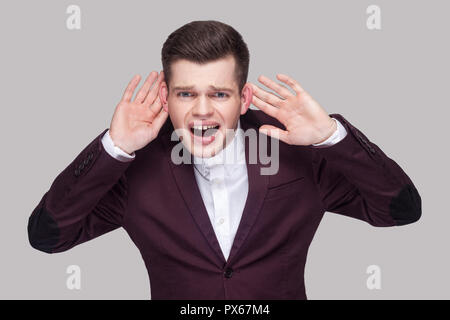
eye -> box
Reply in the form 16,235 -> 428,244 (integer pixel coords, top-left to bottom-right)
213,92 -> 229,99
177,92 -> 193,98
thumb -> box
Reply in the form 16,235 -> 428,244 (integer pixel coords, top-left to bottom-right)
259,125 -> 289,144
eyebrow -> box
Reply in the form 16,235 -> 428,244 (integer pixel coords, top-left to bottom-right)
172,85 -> 235,93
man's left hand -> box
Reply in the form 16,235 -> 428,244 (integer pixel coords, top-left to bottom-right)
250,74 -> 337,146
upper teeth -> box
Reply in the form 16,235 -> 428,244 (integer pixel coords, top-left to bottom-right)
192,125 -> 217,130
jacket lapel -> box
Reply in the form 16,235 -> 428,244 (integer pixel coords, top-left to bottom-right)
162,131 -> 227,266
226,115 -> 269,265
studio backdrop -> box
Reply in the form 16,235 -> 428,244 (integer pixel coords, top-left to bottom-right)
0,0 -> 445,299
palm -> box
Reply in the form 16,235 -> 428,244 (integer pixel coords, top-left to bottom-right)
109,72 -> 168,154
251,74 -> 336,146
275,93 -> 327,145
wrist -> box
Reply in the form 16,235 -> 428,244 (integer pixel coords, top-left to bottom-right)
109,130 -> 134,155
314,117 -> 337,144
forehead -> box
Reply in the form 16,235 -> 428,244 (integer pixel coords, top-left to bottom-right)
170,55 -> 238,90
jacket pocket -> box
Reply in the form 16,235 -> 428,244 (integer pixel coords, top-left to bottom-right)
265,177 -> 305,201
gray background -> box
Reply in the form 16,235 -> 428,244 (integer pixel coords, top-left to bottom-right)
0,0 -> 446,299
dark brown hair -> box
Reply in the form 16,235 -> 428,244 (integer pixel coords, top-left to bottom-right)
161,20 -> 250,93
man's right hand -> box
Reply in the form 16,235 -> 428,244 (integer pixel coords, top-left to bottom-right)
109,71 -> 168,155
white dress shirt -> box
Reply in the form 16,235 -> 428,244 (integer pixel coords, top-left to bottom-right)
191,120 -> 248,261
101,117 -> 347,260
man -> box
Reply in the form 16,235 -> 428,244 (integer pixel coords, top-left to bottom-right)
28,20 -> 421,299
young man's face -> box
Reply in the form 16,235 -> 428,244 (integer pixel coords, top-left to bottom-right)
160,55 -> 252,158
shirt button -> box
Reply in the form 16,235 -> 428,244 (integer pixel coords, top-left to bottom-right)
218,218 -> 224,225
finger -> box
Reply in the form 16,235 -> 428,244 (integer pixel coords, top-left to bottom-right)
258,75 -> 292,99
148,95 -> 162,119
121,74 -> 141,102
151,107 -> 169,133
143,71 -> 164,107
276,74 -> 306,95
252,95 -> 279,119
259,124 -> 290,144
251,83 -> 284,107
135,71 -> 158,103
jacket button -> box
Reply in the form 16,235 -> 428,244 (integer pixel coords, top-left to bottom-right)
224,268 -> 233,278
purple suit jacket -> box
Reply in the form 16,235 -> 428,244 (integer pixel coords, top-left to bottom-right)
28,110 -> 421,299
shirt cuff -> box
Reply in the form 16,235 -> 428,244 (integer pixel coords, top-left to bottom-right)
311,118 -> 347,147
101,129 -> 135,162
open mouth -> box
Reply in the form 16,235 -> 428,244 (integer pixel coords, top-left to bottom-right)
188,121 -> 221,146
190,124 -> 220,137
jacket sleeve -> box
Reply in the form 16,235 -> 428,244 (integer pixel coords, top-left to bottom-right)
311,114 -> 422,227
28,128 -> 133,253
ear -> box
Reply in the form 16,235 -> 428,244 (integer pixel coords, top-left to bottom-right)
159,81 -> 169,112
240,83 -> 253,115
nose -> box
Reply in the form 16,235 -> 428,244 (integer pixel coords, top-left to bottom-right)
192,95 -> 214,118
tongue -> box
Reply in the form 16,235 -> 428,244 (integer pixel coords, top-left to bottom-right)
203,127 -> 218,137
193,126 -> 219,137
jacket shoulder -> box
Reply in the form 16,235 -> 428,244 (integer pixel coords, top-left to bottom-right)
240,108 -> 286,130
